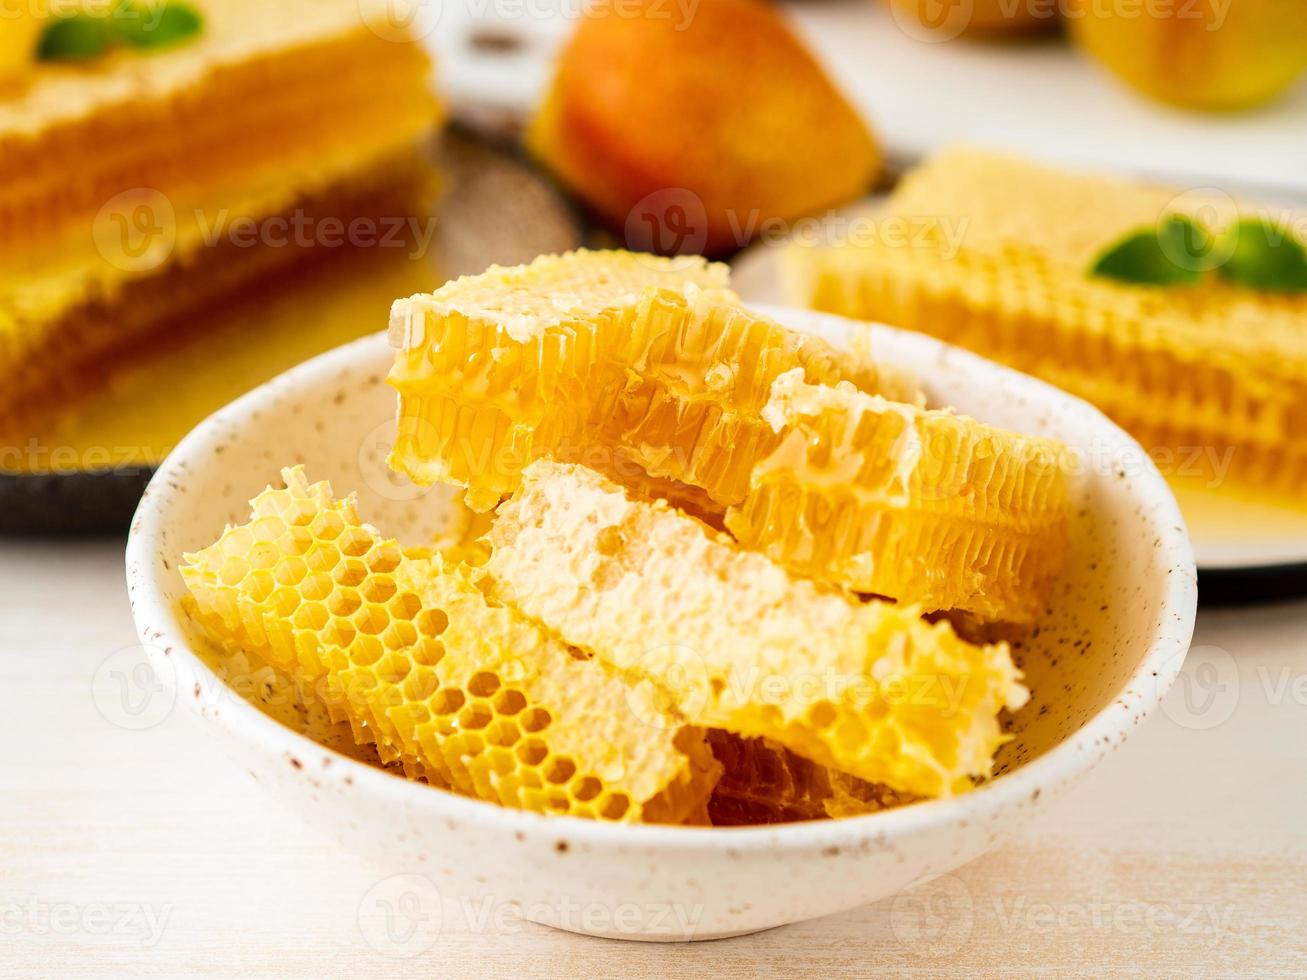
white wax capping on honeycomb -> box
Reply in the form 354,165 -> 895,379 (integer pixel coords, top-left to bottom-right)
727,368 -> 1075,623
484,459 -> 1029,800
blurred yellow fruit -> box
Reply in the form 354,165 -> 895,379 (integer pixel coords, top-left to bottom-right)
529,0 -> 880,256
1067,0 -> 1307,110
0,3 -> 47,77
886,0 -> 1058,38
1,5 -> 47,75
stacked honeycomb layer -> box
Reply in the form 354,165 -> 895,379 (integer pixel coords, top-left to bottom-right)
706,731 -> 911,825
0,0 -> 439,421
786,146 -> 1307,495
181,467 -> 719,824
484,460 -> 1029,799
725,370 -> 1074,622
0,0 -> 435,254
387,249 -> 921,511
2,145 -> 435,427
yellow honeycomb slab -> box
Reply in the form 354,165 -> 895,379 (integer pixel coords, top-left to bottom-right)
725,369 -> 1074,622
181,467 -> 719,824
387,249 -> 920,511
484,460 -> 1029,799
786,146 -> 1307,496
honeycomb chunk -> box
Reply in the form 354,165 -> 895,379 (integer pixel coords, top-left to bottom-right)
706,731 -> 910,825
181,467 -> 719,823
484,460 -> 1029,799
786,147 -> 1307,496
0,0 -> 436,255
387,249 -> 919,511
0,0 -> 439,421
725,370 -> 1074,622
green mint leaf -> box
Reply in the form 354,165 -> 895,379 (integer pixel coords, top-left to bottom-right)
37,17 -> 116,61
1217,218 -> 1307,293
1091,223 -> 1203,287
118,1 -> 204,50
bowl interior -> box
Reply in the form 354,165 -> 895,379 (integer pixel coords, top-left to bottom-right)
131,307 -> 1195,811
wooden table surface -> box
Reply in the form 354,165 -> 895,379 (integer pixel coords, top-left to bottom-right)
4,537 -> 1305,978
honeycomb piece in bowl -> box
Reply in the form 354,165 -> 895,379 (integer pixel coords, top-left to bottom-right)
705,731 -> 911,826
725,369 -> 1075,622
387,249 -> 919,511
181,467 -> 720,824
483,460 -> 1029,799
785,147 -> 1307,499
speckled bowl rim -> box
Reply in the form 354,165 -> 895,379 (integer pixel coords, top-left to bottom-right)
126,310 -> 1197,854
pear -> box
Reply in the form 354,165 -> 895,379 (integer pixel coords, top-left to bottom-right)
529,0 -> 879,256
1067,0 -> 1307,111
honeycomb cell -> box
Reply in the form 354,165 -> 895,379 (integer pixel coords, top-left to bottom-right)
807,701 -> 837,731
457,702 -> 493,731
545,756 -> 576,784
725,370 -> 1074,623
467,671 -> 500,697
387,250 -> 922,511
274,556 -> 309,587
411,638 -> 444,668
431,688 -> 465,715
402,669 -> 439,703
516,738 -> 548,767
485,719 -> 521,748
334,559 -> 367,587
361,575 -> 397,604
598,793 -> 631,820
493,688 -> 526,715
388,592 -> 422,621
292,601 -> 328,632
485,460 -> 1029,799
310,510 -> 344,541
338,527 -> 371,558
352,605 -> 388,638
283,527 -> 314,556
520,707 -> 550,733
182,466 -> 720,823
415,608 -> 448,636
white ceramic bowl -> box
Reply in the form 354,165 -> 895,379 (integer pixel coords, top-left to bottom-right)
126,305 -> 1197,941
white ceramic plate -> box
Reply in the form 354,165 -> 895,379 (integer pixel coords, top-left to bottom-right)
125,307 -> 1196,941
